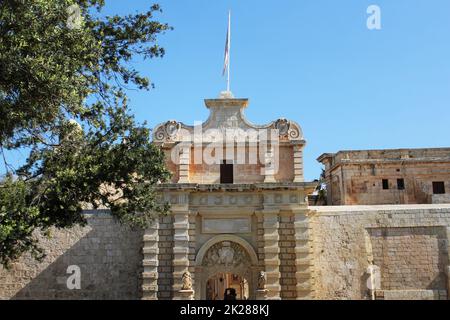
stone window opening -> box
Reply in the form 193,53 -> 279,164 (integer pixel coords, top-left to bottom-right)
220,160 -> 234,184
382,179 -> 389,190
397,178 -> 405,190
432,181 -> 446,194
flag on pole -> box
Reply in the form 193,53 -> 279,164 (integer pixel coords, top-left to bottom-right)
222,32 -> 229,76
222,10 -> 231,90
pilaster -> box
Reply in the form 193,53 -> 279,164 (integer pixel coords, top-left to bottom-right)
262,210 -> 281,299
178,144 -> 191,183
142,220 -> 159,300
172,211 -> 191,299
293,145 -> 304,183
264,147 -> 276,183
188,213 -> 197,295
293,210 -> 314,299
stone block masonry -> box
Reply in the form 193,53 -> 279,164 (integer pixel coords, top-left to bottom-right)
278,214 -> 297,299
368,226 -> 448,291
2,204 -> 450,300
310,204 -> 450,300
0,211 -> 143,300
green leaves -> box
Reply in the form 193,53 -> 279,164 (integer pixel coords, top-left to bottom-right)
0,0 -> 172,267
0,175 -> 44,268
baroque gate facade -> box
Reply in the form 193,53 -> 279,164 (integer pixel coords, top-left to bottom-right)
141,91 -> 316,300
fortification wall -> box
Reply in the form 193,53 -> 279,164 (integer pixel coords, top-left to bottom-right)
310,204 -> 450,300
2,205 -> 450,300
0,211 -> 144,300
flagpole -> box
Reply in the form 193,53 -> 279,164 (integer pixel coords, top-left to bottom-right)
227,10 -> 231,92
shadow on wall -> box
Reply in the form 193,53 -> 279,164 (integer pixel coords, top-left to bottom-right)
0,211 -> 144,300
427,234 -> 449,291
359,272 -> 370,299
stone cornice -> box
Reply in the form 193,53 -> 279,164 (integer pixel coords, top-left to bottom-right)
317,148 -> 450,167
327,157 -> 450,173
204,98 -> 249,109
155,182 -> 317,192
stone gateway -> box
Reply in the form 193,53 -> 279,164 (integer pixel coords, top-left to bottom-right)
1,91 -> 450,300
141,91 -> 314,300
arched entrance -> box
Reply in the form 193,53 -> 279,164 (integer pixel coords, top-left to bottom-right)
206,273 -> 249,300
195,235 -> 259,300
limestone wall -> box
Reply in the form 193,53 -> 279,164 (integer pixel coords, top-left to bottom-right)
0,211 -> 143,300
3,205 -> 450,300
310,204 -> 450,300
162,145 -> 296,184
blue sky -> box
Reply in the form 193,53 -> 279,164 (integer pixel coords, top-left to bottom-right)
6,0 -> 450,180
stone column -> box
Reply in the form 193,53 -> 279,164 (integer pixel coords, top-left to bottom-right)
293,210 -> 314,299
262,210 -> 281,299
178,143 -> 191,183
293,144 -> 304,183
142,220 -> 159,300
172,211 -> 191,299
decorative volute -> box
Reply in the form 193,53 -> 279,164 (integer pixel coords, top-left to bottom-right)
152,92 -> 305,145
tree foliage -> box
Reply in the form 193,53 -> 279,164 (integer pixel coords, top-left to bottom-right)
0,0 -> 172,267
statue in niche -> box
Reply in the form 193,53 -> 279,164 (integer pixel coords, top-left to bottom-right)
181,271 -> 193,291
257,271 -> 267,290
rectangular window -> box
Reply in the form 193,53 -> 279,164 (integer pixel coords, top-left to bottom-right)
397,178 -> 405,190
432,181 -> 445,194
220,160 -> 233,184
382,179 -> 389,190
